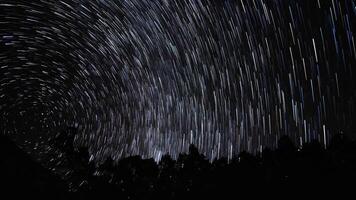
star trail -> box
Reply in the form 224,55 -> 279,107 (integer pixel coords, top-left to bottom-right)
1,0 -> 356,164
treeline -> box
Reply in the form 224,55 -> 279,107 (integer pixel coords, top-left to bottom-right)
2,129 -> 356,199
55,130 -> 356,199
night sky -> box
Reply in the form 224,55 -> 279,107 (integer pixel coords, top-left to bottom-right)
1,0 -> 356,166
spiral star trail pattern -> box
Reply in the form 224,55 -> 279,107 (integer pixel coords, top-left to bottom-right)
1,0 -> 356,163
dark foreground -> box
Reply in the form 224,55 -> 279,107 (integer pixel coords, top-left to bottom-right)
1,133 -> 356,199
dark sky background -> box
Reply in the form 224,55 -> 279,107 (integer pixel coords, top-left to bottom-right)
1,0 -> 356,167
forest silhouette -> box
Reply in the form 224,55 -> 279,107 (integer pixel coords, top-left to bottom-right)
1,127 -> 356,199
